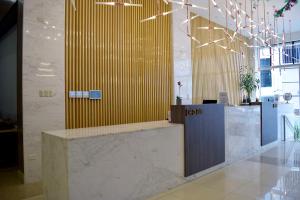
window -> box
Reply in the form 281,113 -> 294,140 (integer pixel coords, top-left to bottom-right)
282,43 -> 293,65
271,46 -> 280,66
294,41 -> 300,64
258,41 -> 300,109
263,41 -> 300,66
260,48 -> 272,87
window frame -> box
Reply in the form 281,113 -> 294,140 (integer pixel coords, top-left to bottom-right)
264,40 -> 300,67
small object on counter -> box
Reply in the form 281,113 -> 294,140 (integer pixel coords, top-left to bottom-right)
294,109 -> 300,116
176,96 -> 182,105
168,111 -> 171,123
219,92 -> 229,105
176,81 -> 183,105
274,94 -> 280,103
283,93 -> 292,103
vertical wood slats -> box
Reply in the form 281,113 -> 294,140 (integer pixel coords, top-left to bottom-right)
65,0 -> 172,129
191,14 -> 251,105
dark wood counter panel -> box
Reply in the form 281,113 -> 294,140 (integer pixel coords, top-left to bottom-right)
171,104 -> 225,177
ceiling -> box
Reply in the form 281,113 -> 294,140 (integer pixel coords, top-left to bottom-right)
0,0 -> 16,22
185,0 -> 300,37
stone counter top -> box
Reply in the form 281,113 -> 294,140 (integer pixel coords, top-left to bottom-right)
226,105 -> 260,112
42,120 -> 181,139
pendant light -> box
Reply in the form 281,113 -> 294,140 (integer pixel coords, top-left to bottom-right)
196,0 -> 225,48
140,0 -> 181,23
216,0 -> 239,54
96,0 -> 142,7
168,0 -> 207,10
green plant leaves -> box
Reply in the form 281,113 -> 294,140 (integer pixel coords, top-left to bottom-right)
240,72 -> 260,98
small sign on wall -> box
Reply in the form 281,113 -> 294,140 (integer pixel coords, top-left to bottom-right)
69,90 -> 102,100
69,91 -> 76,98
82,91 -> 89,98
89,90 -> 102,100
76,91 -> 83,98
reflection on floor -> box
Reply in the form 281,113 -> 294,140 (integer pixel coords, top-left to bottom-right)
1,142 -> 300,200
148,142 -> 300,200
0,170 -> 43,200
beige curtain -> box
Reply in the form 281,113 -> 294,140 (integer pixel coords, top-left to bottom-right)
191,14 -> 252,105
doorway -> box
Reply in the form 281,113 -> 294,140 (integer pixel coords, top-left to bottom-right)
0,0 -> 23,179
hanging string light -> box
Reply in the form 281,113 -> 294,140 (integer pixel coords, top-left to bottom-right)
141,0 -> 207,23
216,4 -> 240,54
168,0 -> 207,10
140,0 -> 182,23
96,0 -> 142,7
181,14 -> 201,25
196,0 -> 225,48
183,1 -> 203,45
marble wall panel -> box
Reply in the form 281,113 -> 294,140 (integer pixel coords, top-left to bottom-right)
225,106 -> 261,163
42,124 -> 185,200
23,0 -> 65,183
67,126 -> 185,200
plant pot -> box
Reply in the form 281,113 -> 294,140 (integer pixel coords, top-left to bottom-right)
246,97 -> 251,103
176,98 -> 182,105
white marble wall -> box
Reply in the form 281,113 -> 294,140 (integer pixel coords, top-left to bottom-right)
23,0 -> 65,183
42,123 -> 185,200
42,134 -> 69,200
172,8 -> 193,105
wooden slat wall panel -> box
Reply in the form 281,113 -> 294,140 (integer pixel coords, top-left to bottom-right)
65,0 -> 172,129
191,14 -> 252,105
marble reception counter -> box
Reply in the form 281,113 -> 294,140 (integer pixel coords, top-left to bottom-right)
225,105 -> 261,163
42,121 -> 185,200
42,105 -> 278,200
226,104 -> 279,162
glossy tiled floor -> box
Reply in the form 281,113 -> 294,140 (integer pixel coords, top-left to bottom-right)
0,170 -> 43,200
148,142 -> 300,200
1,142 -> 300,200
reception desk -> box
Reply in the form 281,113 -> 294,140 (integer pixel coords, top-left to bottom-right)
171,104 -> 225,177
225,105 -> 261,163
42,104 -> 278,200
42,121 -> 186,200
226,103 -> 278,162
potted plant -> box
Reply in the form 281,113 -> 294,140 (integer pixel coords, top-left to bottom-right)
240,72 -> 260,103
176,81 -> 183,105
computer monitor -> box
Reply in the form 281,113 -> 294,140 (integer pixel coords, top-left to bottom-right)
203,100 -> 217,104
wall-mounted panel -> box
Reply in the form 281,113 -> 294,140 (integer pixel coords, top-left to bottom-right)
65,0 -> 172,128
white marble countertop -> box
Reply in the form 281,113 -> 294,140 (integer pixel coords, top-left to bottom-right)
42,120 -> 181,139
226,105 -> 260,111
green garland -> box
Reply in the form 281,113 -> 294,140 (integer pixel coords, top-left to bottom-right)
274,0 -> 298,18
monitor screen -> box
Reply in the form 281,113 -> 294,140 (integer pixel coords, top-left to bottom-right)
203,100 -> 217,104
